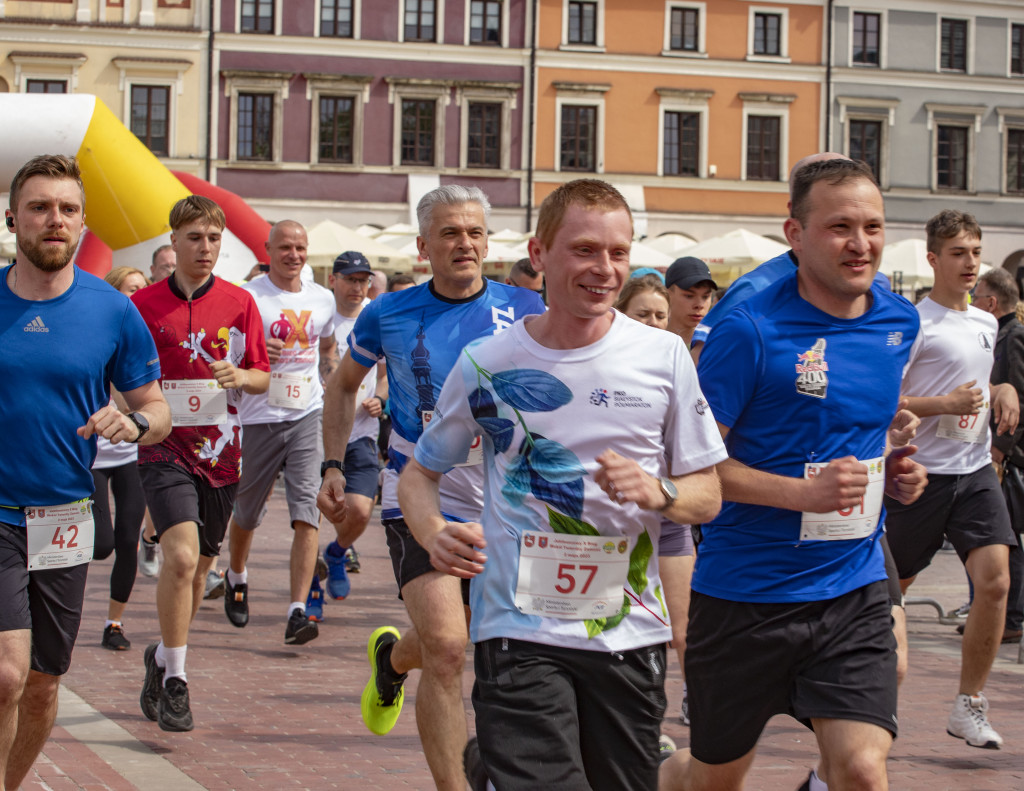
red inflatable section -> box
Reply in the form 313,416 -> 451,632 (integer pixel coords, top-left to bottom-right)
75,230 -> 113,278
172,171 -> 271,265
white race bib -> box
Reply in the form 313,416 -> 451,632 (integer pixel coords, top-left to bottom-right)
26,499 -> 94,570
800,456 -> 884,541
268,371 -> 313,410
936,406 -> 989,444
163,379 -> 228,426
422,410 -> 482,466
514,531 -> 630,620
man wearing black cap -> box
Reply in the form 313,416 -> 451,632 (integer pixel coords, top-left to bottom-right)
221,220 -> 340,645
665,256 -> 718,347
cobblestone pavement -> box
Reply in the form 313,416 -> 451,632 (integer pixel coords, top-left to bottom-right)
19,493 -> 1024,790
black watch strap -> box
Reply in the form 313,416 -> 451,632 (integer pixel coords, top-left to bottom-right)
127,412 -> 149,444
321,459 -> 345,478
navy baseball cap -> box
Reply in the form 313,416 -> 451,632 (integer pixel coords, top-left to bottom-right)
665,256 -> 717,291
332,250 -> 371,275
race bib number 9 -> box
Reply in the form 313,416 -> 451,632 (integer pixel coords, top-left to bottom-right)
800,456 -> 884,541
422,410 -> 482,466
937,406 -> 989,444
514,531 -> 630,620
268,372 -> 313,410
26,499 -> 94,570
163,379 -> 228,426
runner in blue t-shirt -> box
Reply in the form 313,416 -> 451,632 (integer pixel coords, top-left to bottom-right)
317,185 -> 543,788
0,155 -> 170,790
661,158 -> 928,791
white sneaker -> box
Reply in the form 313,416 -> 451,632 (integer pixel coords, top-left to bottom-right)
947,693 -> 1003,749
138,538 -> 159,578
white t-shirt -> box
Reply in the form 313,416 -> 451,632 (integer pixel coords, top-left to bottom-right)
238,276 -> 337,425
93,398 -> 138,469
901,297 -> 997,475
334,304 -> 382,444
415,313 -> 727,653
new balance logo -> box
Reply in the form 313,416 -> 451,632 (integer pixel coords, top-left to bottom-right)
24,316 -> 48,333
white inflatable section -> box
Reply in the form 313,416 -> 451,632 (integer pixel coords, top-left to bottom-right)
0,95 -> 96,178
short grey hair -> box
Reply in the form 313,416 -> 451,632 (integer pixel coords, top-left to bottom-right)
978,267 -> 1020,313
416,185 -> 491,237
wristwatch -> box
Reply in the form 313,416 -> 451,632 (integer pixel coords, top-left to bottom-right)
657,477 -> 678,511
127,412 -> 150,443
320,459 -> 345,478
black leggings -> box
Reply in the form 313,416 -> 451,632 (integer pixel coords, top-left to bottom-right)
91,463 -> 146,604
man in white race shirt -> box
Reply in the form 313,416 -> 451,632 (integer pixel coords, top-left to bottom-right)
314,252 -> 386,606
222,220 -> 340,645
885,210 -> 1019,750
399,179 -> 726,790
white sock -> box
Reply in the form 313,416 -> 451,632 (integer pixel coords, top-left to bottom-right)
105,619 -> 121,628
808,769 -> 828,791
227,567 -> 247,587
163,644 -> 188,685
289,601 -> 306,616
155,641 -> 167,668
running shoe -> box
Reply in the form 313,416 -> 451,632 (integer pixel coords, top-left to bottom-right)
464,736 -> 488,791
306,574 -> 325,622
323,541 -> 351,600
315,554 -> 328,582
679,694 -> 689,726
138,538 -> 159,577
102,623 -> 131,651
947,692 -> 1003,749
204,569 -> 226,599
360,626 -> 407,735
159,677 -> 194,732
947,601 -> 971,619
140,642 -> 163,721
224,577 -> 249,627
284,607 -> 319,645
345,545 -> 361,573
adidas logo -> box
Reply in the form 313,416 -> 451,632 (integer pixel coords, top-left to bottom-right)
24,316 -> 48,333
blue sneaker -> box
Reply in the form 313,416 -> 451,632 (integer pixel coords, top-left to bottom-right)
324,541 -> 351,600
306,574 -> 325,622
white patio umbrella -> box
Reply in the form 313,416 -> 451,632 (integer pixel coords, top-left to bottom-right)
879,239 -> 933,293
306,220 -> 413,273
643,233 -> 698,257
628,240 -> 674,269
682,229 -> 789,285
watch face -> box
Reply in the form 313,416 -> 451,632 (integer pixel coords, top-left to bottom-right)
661,478 -> 678,501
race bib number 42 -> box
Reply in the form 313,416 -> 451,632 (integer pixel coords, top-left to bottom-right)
800,456 -> 884,541
163,379 -> 228,426
26,499 -> 94,570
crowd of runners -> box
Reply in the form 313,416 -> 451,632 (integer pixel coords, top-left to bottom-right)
0,150 -> 1020,791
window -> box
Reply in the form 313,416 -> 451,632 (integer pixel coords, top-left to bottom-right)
470,0 -> 501,45
401,99 -> 436,165
669,7 -> 698,52
936,125 -> 968,190
848,119 -> 881,182
237,93 -> 274,160
941,18 -> 967,72
319,96 -> 354,163
26,79 -> 67,93
130,85 -> 170,157
568,1 -> 597,45
560,105 -> 597,171
1012,24 -> 1023,76
663,111 -> 699,176
466,102 -> 501,168
754,12 -> 781,56
320,0 -> 353,38
746,115 -> 780,181
405,0 -> 436,42
852,12 -> 880,66
1008,129 -> 1024,193
241,0 -> 274,33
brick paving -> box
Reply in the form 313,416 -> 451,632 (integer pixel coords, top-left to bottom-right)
18,492 -> 1024,790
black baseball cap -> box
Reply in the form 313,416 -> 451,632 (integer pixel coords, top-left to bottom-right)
665,256 -> 717,291
332,251 -> 372,275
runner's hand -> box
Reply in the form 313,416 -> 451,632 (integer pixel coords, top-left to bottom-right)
316,470 -> 348,523
945,380 -> 984,415
803,456 -> 868,513
594,449 -> 664,510
888,398 -> 920,448
77,403 -> 138,444
210,360 -> 248,389
426,521 -> 487,579
884,445 -> 928,505
265,336 -> 284,364
991,382 -> 1020,437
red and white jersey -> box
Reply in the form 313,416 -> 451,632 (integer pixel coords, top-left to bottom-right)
133,275 -> 270,487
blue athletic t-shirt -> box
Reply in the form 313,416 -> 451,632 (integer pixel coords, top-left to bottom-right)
0,267 -> 160,510
694,271 -> 920,603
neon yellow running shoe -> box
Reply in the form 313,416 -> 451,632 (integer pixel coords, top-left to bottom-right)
361,626 -> 408,735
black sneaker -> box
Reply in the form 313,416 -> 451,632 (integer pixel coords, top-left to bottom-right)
224,578 -> 249,627
102,624 -> 131,651
140,642 -> 163,721
158,677 -> 194,732
464,736 -> 488,791
284,607 -> 319,645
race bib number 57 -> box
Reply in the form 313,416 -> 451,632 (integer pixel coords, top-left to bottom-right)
26,499 -> 94,570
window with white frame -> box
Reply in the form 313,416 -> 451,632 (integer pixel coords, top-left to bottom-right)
113,58 -> 190,159
747,7 -> 788,59
469,0 -> 503,46
657,88 -> 711,177
562,0 -> 604,48
554,82 -> 608,173
26,79 -> 67,93
851,10 -> 881,66
404,0 -> 437,42
308,75 -> 369,166
997,109 -> 1024,194
223,71 -> 290,164
925,103 -> 983,192
240,0 -> 275,33
9,52 -> 86,93
319,0 -> 355,38
130,85 -> 171,156
837,96 -> 897,189
740,93 -> 793,181
457,82 -> 517,171
940,17 -> 968,72
1011,23 -> 1023,76
387,79 -> 449,168
663,2 -> 705,56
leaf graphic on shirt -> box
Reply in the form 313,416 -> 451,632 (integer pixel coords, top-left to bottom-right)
546,506 -> 599,537
529,468 -> 584,520
627,530 -> 653,596
491,369 -> 572,412
478,416 -> 515,454
501,455 -> 531,506
653,584 -> 667,619
585,594 -> 631,639
468,387 -> 498,419
528,439 -> 586,483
